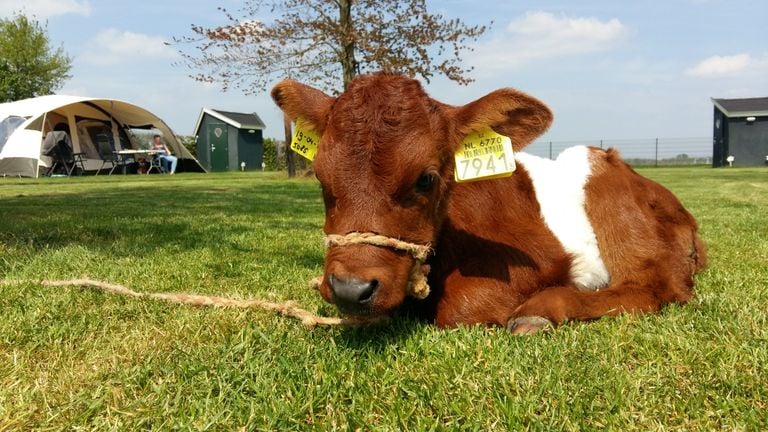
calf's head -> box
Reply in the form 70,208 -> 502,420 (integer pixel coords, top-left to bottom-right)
272,73 -> 552,317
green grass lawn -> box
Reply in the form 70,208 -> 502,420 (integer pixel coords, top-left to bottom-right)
1,168 -> 766,431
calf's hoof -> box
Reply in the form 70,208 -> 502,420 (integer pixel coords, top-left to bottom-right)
507,316 -> 553,336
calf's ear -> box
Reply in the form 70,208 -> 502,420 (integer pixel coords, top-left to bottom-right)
452,88 -> 553,151
271,80 -> 335,134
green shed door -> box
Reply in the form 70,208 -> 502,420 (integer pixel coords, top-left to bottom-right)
209,123 -> 229,171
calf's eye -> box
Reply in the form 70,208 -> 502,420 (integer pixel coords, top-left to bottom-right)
415,173 -> 436,193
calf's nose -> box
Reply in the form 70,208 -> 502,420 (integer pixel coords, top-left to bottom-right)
328,274 -> 378,311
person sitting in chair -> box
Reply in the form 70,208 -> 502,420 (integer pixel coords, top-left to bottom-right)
151,134 -> 177,174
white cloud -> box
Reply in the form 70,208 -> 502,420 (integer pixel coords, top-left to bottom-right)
80,28 -> 177,65
0,0 -> 91,19
685,53 -> 752,77
468,11 -> 626,72
56,85 -> 90,97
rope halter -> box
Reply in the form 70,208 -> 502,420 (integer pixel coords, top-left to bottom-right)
324,232 -> 432,299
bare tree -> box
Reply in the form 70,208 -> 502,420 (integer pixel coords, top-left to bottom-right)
173,0 -> 489,175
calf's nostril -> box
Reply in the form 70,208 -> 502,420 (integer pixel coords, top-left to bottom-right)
328,274 -> 379,306
358,279 -> 379,303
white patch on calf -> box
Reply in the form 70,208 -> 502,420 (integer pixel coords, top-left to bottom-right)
515,146 -> 610,290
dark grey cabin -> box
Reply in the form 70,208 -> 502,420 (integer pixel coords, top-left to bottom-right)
712,97 -> 768,167
193,108 -> 266,171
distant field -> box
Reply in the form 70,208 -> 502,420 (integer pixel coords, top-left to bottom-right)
1,168 -> 766,430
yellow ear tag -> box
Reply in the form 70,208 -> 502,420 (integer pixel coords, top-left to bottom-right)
290,119 -> 321,161
454,128 -> 516,183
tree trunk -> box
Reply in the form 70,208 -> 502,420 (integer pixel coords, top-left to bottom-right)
339,0 -> 357,90
283,113 -> 296,178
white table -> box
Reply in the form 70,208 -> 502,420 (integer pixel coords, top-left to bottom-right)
115,149 -> 162,174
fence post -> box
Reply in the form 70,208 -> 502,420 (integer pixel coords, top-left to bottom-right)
549,141 -> 552,160
655,138 -> 659,167
599,139 -> 603,149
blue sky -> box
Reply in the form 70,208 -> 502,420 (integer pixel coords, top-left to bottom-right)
1,0 -> 766,144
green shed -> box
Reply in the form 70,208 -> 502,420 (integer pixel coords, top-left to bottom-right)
192,108 -> 266,172
711,97 -> 768,167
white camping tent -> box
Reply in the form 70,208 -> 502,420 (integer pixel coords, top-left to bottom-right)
0,95 -> 205,177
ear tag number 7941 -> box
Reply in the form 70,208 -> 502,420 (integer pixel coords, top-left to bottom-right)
454,128 -> 516,183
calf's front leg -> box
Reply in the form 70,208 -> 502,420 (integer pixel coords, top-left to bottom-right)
508,277 -> 693,335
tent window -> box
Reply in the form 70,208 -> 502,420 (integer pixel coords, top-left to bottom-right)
25,116 -> 44,131
75,118 -> 112,160
0,116 -> 27,153
126,127 -> 163,150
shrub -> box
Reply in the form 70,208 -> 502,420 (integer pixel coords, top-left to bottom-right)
263,137 -> 286,171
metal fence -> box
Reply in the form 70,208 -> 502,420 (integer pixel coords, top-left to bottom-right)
527,137 -> 712,166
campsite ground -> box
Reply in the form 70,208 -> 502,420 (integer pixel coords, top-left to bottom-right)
1,168 -> 766,430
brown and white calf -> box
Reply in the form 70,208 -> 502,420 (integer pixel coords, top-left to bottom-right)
272,73 -> 707,334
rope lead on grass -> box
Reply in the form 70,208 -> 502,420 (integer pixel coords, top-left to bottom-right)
3,277 -> 385,328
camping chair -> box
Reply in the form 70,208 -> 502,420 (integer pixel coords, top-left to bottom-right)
45,139 -> 86,177
94,134 -> 122,176
147,153 -> 168,174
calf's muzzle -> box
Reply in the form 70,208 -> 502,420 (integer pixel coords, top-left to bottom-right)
322,232 -> 433,315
